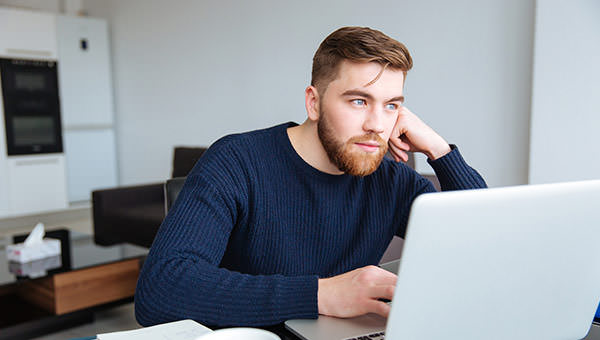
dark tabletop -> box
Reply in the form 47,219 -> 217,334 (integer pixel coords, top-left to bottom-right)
0,228 -> 147,286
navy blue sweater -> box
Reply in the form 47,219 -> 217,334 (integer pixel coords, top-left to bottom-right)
135,122 -> 486,327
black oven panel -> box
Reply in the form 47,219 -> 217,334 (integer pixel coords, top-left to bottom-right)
1,58 -> 63,155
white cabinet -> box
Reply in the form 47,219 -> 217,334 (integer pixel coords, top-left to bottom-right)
56,15 -> 119,202
0,8 -> 57,59
7,154 -> 68,215
0,85 -> 7,216
0,159 -> 8,217
56,16 -> 114,127
0,7 -> 66,218
0,9 -> 118,211
64,129 -> 117,202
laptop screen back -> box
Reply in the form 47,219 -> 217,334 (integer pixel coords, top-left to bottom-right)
386,180 -> 600,340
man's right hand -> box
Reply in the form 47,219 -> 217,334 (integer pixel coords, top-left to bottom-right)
317,265 -> 397,318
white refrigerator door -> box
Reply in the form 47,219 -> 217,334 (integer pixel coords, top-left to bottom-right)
56,15 -> 114,128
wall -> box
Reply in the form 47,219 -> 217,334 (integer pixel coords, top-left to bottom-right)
0,0 -> 60,12
0,0 -> 82,15
529,0 -> 600,184
84,0 -> 535,187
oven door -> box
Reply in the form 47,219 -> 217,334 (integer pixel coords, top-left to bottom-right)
0,58 -> 63,155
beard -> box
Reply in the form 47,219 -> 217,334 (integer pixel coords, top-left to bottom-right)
317,110 -> 388,177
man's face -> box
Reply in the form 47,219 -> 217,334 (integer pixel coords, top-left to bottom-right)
316,60 -> 405,176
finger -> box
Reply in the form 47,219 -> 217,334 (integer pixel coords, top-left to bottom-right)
389,136 -> 410,151
364,299 -> 392,318
392,112 -> 409,135
399,134 -> 411,146
373,269 -> 398,286
388,145 -> 404,162
367,284 -> 395,301
398,105 -> 414,116
398,135 -> 417,153
388,143 -> 408,162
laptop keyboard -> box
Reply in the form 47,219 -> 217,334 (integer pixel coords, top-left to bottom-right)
343,331 -> 385,340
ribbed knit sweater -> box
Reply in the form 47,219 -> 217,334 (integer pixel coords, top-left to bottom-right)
134,122 -> 487,327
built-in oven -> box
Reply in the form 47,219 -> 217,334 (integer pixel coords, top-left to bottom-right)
0,57 -> 63,155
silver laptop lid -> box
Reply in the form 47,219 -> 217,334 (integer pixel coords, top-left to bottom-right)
387,180 -> 600,340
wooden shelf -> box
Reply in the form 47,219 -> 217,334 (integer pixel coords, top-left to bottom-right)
20,258 -> 139,315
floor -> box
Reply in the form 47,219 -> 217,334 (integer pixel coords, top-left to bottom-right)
31,303 -> 140,340
0,202 -> 93,238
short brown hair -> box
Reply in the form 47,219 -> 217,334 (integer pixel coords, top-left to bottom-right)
311,26 -> 413,94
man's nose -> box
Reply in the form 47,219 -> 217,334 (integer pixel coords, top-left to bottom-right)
363,106 -> 385,134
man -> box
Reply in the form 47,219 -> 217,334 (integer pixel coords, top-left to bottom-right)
135,26 -> 486,328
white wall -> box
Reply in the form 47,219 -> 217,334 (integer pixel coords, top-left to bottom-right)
0,0 -> 60,12
83,0 -> 535,187
0,0 -> 83,15
529,0 -> 600,184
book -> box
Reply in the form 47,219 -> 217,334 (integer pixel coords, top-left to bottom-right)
97,319 -> 212,340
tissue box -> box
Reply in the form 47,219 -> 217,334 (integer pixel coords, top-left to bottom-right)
9,254 -> 62,278
6,238 -> 61,263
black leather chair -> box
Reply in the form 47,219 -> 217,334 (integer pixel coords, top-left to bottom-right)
92,182 -> 165,248
171,147 -> 207,178
92,147 -> 206,248
93,148 -> 438,250
164,177 -> 186,212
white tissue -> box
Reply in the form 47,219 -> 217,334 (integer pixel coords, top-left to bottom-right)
6,223 -> 61,263
24,222 -> 45,246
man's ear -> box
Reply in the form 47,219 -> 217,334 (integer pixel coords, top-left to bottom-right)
305,85 -> 320,121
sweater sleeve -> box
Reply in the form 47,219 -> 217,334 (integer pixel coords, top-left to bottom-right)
134,165 -> 318,327
426,144 -> 487,191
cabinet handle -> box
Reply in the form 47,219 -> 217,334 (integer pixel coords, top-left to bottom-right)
5,48 -> 52,57
15,158 -> 59,166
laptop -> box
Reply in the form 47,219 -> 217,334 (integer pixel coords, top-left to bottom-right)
285,180 -> 600,340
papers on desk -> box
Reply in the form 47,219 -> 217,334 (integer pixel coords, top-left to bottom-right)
97,319 -> 212,340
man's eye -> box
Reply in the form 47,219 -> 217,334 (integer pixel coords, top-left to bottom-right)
351,99 -> 366,106
385,103 -> 398,110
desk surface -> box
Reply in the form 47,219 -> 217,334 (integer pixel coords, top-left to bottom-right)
226,321 -> 600,340
101,322 -> 600,340
3,230 -> 596,340
585,323 -> 600,340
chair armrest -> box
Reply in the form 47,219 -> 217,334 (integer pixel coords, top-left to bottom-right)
92,183 -> 165,247
164,177 -> 187,213
92,183 -> 164,209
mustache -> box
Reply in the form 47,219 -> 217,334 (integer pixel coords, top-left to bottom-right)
347,133 -> 385,145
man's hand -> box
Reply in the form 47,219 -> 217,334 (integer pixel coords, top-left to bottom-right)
388,106 -> 451,162
318,265 -> 397,318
